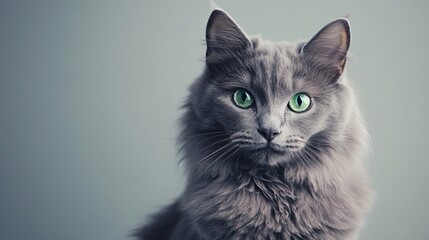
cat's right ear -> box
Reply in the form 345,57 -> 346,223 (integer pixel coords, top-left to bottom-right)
205,9 -> 252,64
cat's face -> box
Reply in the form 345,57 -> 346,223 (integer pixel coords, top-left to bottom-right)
187,10 -> 353,166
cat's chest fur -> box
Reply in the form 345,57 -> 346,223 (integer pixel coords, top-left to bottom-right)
183,173 -> 359,240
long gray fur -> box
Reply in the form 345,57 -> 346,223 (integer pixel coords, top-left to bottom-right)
134,9 -> 373,240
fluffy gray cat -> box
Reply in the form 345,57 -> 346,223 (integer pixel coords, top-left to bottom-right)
134,9 -> 373,240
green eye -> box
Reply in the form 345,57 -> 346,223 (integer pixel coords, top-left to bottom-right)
232,89 -> 255,109
288,93 -> 311,113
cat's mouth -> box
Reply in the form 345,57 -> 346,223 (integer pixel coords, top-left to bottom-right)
229,132 -> 305,157
257,142 -> 301,154
265,142 -> 287,153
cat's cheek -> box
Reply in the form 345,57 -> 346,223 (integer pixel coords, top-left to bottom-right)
213,96 -> 256,131
283,107 -> 323,141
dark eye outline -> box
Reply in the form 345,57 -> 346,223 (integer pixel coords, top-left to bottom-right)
231,88 -> 255,109
287,92 -> 312,113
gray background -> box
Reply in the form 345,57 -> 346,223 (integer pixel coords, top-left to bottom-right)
0,0 -> 428,239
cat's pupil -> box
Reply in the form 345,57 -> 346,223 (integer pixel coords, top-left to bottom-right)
241,92 -> 247,102
297,95 -> 302,106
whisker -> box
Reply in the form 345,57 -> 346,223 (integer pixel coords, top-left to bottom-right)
294,138 -> 331,153
177,132 -> 233,162
160,132 -> 233,145
198,142 -> 235,164
187,142 -> 234,174
231,139 -> 253,145
180,131 -> 237,139
222,147 -> 241,174
247,150 -> 262,170
200,145 -> 238,177
193,138 -> 232,159
293,148 -> 312,168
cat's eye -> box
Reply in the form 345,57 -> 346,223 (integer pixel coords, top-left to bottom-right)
288,93 -> 311,113
232,89 -> 255,109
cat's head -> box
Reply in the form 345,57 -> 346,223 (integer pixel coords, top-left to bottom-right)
182,10 -> 358,168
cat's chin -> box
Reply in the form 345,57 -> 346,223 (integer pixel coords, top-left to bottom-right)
244,143 -> 302,167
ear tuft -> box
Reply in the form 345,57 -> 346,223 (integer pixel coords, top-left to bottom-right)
206,10 -> 252,63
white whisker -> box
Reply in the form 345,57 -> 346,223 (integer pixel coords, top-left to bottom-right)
200,145 -> 238,177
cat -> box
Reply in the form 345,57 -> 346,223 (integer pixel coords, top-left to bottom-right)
134,9 -> 373,240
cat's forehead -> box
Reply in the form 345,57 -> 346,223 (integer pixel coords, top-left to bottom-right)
251,41 -> 298,78
245,40 -> 305,98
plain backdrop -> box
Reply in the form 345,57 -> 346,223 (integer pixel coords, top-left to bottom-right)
1,0 -> 428,239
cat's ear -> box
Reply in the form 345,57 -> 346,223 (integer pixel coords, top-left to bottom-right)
301,19 -> 351,81
206,9 -> 252,63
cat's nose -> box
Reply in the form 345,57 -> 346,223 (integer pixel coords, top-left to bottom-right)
257,128 -> 281,142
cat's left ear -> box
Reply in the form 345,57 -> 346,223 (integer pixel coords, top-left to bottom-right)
301,19 -> 351,81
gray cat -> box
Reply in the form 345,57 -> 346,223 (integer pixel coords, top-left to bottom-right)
134,9 -> 373,240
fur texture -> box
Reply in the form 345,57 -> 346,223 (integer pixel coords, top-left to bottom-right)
134,9 -> 373,240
